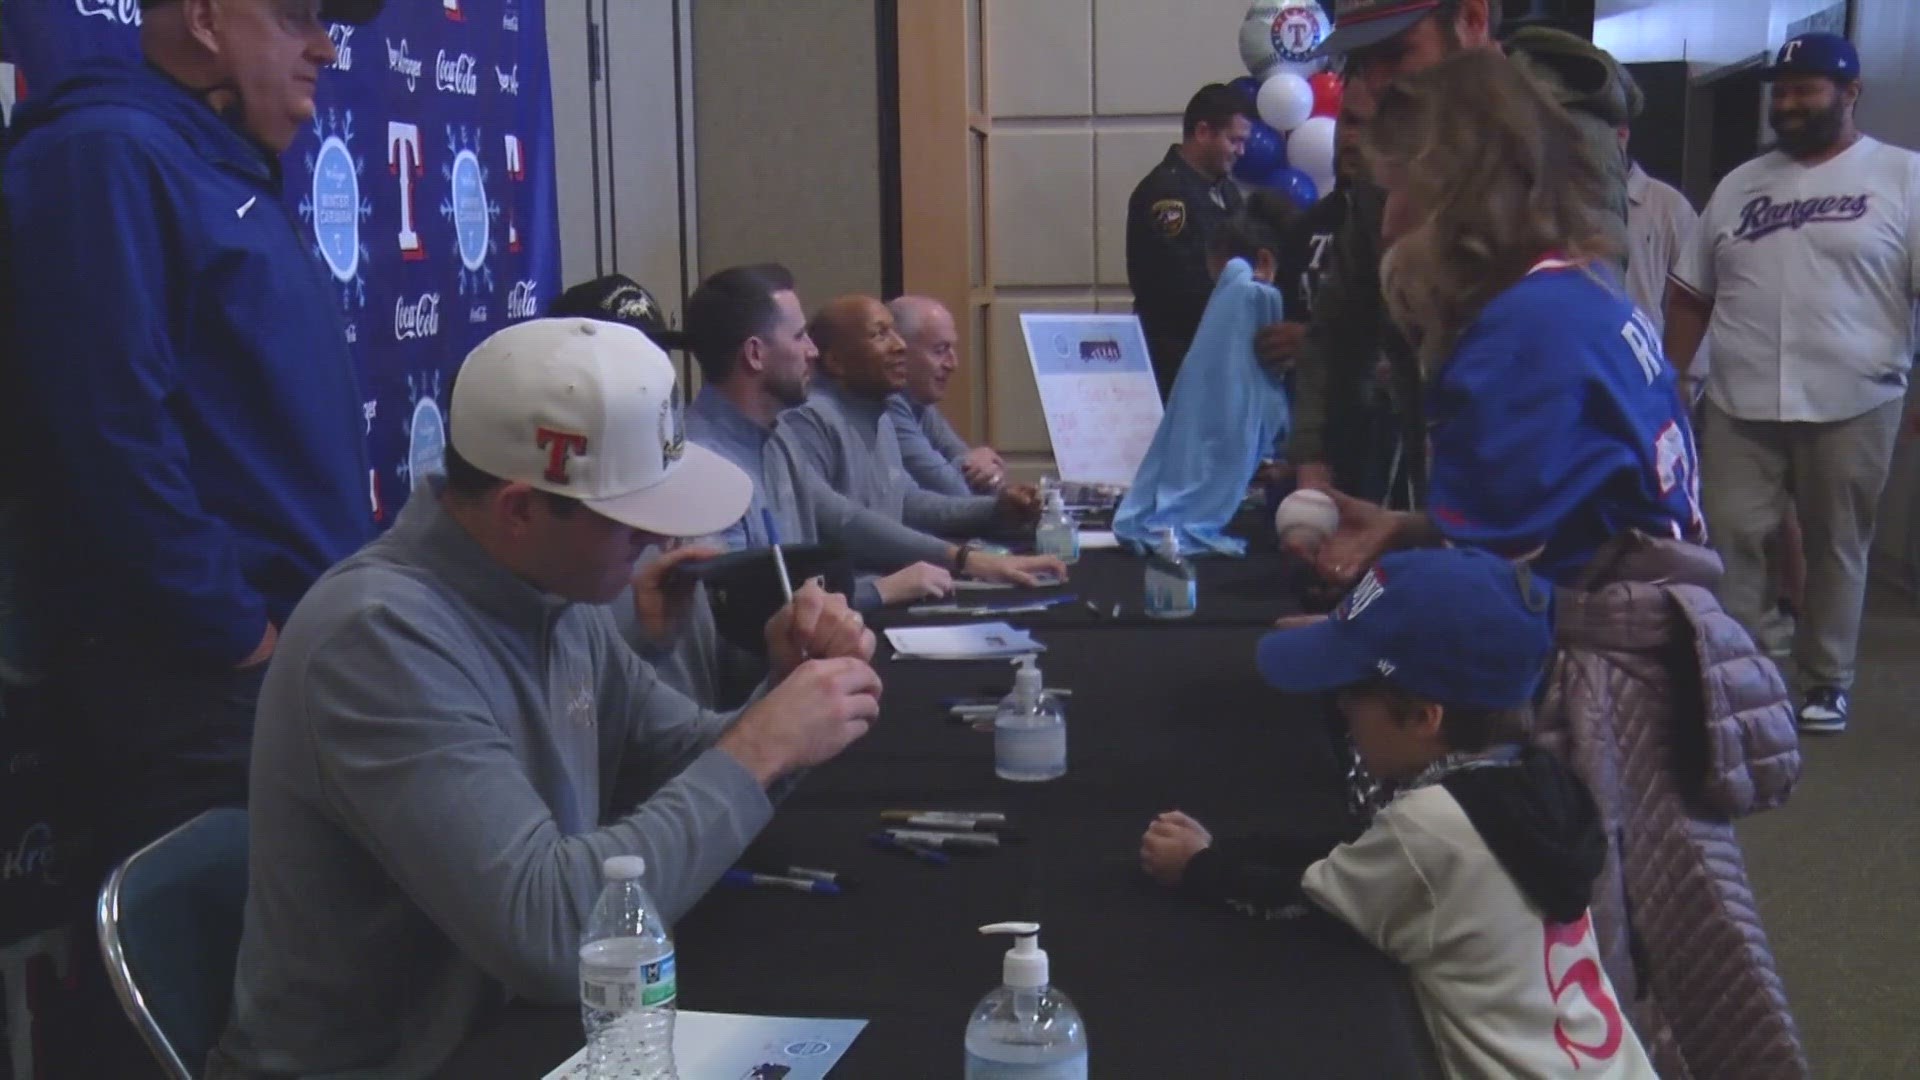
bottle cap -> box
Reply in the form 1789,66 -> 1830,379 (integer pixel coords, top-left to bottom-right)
603,855 -> 647,881
979,922 -> 1048,987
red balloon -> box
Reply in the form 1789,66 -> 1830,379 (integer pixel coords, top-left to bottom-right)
1309,72 -> 1344,119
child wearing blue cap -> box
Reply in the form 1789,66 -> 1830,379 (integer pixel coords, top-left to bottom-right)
1140,548 -> 1656,1079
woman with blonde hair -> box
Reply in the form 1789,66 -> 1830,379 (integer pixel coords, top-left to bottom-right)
1309,47 -> 1810,1080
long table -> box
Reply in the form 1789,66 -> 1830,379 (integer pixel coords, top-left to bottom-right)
442,610 -> 1438,1077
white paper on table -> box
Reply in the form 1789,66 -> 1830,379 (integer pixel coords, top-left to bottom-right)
543,1010 -> 867,1079
1077,530 -> 1120,551
883,622 -> 1045,660
1019,313 -> 1164,488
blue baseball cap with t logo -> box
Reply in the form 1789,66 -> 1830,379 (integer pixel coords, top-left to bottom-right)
1761,32 -> 1860,82
1255,547 -> 1555,709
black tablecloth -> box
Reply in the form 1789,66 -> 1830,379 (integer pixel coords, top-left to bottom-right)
441,627 -> 1436,1079
868,547 -> 1312,632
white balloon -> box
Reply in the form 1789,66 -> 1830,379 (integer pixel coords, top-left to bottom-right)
1288,115 -> 1338,182
1308,172 -> 1337,202
1257,73 -> 1314,134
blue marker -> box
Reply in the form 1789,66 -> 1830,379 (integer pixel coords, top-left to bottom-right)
721,869 -> 841,896
868,831 -> 950,867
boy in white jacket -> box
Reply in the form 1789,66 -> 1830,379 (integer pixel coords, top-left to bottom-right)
1141,547 -> 1658,1079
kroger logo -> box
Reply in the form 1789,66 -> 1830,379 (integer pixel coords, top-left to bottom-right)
311,137 -> 361,283
507,280 -> 540,320
74,0 -> 140,25
451,149 -> 491,272
437,51 -> 480,96
395,293 -> 443,340
328,25 -> 355,71
387,38 -> 423,92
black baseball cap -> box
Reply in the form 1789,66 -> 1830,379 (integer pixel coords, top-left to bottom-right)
140,0 -> 386,26
550,275 -> 690,351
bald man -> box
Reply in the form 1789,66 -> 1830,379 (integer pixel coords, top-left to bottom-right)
887,296 -> 1007,496
777,296 -> 1040,538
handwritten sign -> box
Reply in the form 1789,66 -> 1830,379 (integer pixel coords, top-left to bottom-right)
1019,313 -> 1164,487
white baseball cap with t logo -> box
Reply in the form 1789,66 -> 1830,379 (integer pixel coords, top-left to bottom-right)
449,317 -> 752,537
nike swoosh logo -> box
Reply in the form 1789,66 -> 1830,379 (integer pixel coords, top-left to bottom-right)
237,197 -> 258,218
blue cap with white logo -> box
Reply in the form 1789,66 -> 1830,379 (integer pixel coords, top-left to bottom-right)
1255,547 -> 1555,709
1761,32 -> 1860,82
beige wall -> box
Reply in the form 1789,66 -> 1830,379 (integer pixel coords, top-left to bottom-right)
692,0 -> 883,306
974,0 -> 1242,467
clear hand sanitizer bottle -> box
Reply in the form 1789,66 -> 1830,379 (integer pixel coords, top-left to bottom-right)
1034,486 -> 1080,564
964,922 -> 1088,1079
1143,527 -> 1197,620
994,655 -> 1066,782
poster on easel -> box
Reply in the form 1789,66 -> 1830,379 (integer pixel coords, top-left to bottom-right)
1019,313 -> 1164,488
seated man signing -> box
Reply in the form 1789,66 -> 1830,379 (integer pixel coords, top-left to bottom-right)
210,319 -> 882,1079
887,294 -> 1007,496
778,295 -> 1042,536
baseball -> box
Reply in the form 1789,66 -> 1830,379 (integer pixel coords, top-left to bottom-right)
1275,488 -> 1339,542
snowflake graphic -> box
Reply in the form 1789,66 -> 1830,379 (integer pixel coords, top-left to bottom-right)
298,109 -> 374,308
401,369 -> 448,491
438,124 -> 502,298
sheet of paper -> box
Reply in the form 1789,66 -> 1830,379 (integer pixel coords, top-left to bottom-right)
1078,530 -> 1121,551
543,1010 -> 867,1080
1020,313 -> 1164,487
884,622 -> 1045,660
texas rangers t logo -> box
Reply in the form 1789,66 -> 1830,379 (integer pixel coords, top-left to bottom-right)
536,427 -> 589,484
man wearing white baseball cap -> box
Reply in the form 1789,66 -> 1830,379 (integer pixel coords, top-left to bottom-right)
212,318 -> 883,1079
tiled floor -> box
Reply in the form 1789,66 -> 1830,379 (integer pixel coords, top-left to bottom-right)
1738,585 -> 1920,1079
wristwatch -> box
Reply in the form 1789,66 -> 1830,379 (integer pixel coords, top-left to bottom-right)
952,545 -> 972,574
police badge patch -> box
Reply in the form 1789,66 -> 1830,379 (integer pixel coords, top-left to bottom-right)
1152,198 -> 1188,239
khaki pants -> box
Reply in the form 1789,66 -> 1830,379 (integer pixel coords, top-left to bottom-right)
1701,399 -> 1905,690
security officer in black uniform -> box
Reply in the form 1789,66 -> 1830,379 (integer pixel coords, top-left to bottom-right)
1125,83 -> 1255,399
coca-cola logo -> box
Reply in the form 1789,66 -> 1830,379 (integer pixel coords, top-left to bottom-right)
496,64 -> 520,95
328,25 -> 355,71
1,822 -> 65,888
469,305 -> 489,324
387,38 -> 424,92
74,0 -> 141,25
507,281 -> 540,320
395,293 -> 443,340
436,51 -> 480,96
503,3 -> 520,31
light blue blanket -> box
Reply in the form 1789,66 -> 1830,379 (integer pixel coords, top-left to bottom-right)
1114,258 -> 1290,556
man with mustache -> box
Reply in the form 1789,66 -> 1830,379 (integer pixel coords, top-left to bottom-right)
778,295 -> 1043,537
1666,33 -> 1920,736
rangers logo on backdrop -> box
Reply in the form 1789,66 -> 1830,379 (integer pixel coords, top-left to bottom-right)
328,26 -> 355,72
387,38 -> 424,92
395,293 -> 443,341
436,51 -> 480,96
301,109 -> 373,308
74,0 -> 141,25
388,122 -> 427,261
441,125 -> 501,309
443,0 -> 465,22
504,133 -> 526,252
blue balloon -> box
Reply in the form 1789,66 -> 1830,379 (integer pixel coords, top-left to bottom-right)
1232,121 -> 1286,183
1228,75 -> 1264,103
1273,166 -> 1320,209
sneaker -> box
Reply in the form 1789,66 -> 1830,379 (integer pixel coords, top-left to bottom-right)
1798,686 -> 1849,735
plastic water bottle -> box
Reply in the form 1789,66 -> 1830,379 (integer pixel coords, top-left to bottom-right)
1143,528 -> 1197,620
1034,487 -> 1080,564
965,922 -> 1088,1078
579,856 -> 679,1080
994,655 -> 1066,782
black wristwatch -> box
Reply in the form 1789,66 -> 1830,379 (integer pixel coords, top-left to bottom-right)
952,545 -> 972,574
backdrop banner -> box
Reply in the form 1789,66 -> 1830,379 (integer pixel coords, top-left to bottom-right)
0,0 -> 563,522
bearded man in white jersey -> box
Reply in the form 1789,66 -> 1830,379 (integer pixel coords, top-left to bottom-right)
1665,33 -> 1920,735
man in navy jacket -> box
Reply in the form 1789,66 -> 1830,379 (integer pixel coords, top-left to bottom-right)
3,0 -> 383,872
